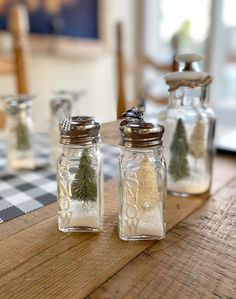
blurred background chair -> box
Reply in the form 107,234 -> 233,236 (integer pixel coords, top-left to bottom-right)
0,3 -> 30,129
8,3 -> 31,95
115,21 -> 178,119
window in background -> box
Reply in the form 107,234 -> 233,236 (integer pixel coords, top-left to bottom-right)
142,0 -> 211,115
220,0 -> 236,108
207,0 -> 236,134
159,0 -> 211,60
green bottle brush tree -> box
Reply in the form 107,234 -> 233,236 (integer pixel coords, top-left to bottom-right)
16,122 -> 31,151
71,149 -> 97,203
168,118 -> 190,181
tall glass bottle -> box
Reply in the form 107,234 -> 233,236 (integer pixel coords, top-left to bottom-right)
57,116 -> 103,232
5,95 -> 35,171
119,112 -> 166,241
163,54 -> 215,196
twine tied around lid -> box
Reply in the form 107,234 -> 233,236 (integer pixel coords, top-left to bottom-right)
168,75 -> 213,92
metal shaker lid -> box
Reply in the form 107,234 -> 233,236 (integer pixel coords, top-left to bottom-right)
4,94 -> 33,112
120,121 -> 164,148
59,116 -> 100,145
50,92 -> 72,114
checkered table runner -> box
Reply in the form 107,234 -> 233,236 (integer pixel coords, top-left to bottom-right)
0,134 -> 119,223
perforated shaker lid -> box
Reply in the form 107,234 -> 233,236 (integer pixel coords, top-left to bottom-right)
4,94 -> 33,112
120,121 -> 164,148
60,116 -> 100,145
50,91 -> 72,114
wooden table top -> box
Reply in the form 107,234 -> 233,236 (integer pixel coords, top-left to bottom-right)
0,121 -> 236,299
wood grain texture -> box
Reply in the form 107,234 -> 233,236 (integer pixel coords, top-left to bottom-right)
0,121 -> 235,299
88,177 -> 236,299
0,176 -> 207,299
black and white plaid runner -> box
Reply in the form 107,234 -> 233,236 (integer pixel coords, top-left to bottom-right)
0,134 -> 119,223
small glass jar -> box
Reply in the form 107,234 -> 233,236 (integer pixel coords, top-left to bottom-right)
5,95 -> 35,171
49,91 -> 72,167
162,54 -> 215,196
119,118 -> 166,241
57,116 -> 103,233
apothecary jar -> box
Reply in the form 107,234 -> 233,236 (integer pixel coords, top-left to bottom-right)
5,95 -> 35,171
119,118 -> 166,241
162,69 -> 215,196
57,116 -> 103,233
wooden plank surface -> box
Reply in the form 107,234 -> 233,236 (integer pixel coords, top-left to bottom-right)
0,153 -> 235,299
0,181 -> 206,298
89,175 -> 236,299
0,121 -> 235,299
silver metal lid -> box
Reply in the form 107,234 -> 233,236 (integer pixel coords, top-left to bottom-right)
4,95 -> 33,112
120,121 -> 164,148
50,94 -> 72,114
60,116 -> 100,145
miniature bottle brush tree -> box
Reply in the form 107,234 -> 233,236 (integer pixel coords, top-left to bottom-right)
190,116 -> 206,161
136,157 -> 160,212
71,149 -> 97,203
168,118 -> 189,181
16,121 -> 31,151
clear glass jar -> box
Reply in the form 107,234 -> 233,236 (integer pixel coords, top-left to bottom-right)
57,116 -> 103,233
163,68 -> 215,196
5,95 -> 35,171
119,120 -> 166,241
49,92 -> 72,168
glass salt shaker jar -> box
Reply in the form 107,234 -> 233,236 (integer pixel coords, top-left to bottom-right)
119,110 -> 166,241
57,116 -> 103,233
5,95 -> 35,171
162,54 -> 215,196
49,91 -> 72,167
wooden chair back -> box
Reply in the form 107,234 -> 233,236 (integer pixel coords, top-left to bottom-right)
116,22 -> 126,119
0,4 -> 31,129
8,3 -> 31,94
